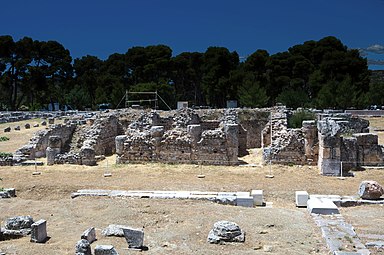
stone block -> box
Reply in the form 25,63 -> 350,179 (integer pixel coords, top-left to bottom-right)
295,191 -> 309,207
236,196 -> 254,207
251,190 -> 264,206
4,127 -> 11,132
81,227 -> 96,244
94,245 -> 119,255
122,227 -> 144,249
48,118 -> 54,124
24,123 -> 30,129
30,219 -> 47,243
75,239 -> 91,255
307,197 -> 339,215
4,188 -> 16,197
14,125 -> 20,131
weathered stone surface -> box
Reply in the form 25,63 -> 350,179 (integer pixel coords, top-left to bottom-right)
5,216 -> 34,230
24,123 -> 30,129
207,221 -> 245,244
0,191 -> 10,198
14,125 -> 20,131
4,127 -> 11,132
30,219 -> 47,243
80,146 -> 96,166
33,123 -> 39,127
307,197 -> 339,215
365,241 -> 384,248
75,239 -> 92,255
358,180 -> 384,200
4,188 -> 16,198
122,227 -> 144,249
94,245 -> 119,255
81,227 -> 96,244
102,224 -> 129,237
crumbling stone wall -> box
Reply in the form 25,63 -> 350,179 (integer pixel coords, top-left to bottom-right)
15,124 -> 76,160
116,109 -> 241,165
265,109 -> 384,175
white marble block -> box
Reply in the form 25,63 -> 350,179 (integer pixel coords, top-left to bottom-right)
295,191 -> 309,207
251,190 -> 263,206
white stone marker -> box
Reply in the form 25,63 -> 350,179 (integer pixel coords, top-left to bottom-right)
295,191 -> 309,207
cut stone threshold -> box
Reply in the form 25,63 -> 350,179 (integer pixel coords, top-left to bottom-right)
71,189 -> 265,207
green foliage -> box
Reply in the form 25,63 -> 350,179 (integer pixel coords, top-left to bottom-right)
0,152 -> 12,158
288,110 -> 316,128
0,136 -> 10,142
0,35 -> 371,110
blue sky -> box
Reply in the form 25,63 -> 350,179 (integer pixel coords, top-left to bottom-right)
1,0 -> 383,69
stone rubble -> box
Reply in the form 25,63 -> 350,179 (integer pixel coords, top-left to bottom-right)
75,239 -> 92,255
207,221 -> 245,244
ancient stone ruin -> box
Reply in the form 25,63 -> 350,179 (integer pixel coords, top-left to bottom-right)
263,108 -> 384,175
6,105 -> 384,174
12,108 -> 270,166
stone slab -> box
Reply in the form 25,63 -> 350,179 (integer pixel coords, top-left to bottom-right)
122,227 -> 144,249
295,191 -> 309,207
307,197 -> 339,215
21,161 -> 44,166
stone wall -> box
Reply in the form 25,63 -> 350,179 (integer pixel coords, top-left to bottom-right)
116,109 -> 243,165
15,124 -> 76,160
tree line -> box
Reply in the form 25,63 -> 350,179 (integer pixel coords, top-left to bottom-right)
0,35 -> 382,111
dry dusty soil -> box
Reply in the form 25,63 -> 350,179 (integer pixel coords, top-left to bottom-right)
0,117 -> 383,255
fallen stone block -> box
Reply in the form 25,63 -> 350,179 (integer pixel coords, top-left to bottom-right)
75,239 -> 92,255
358,180 -> 383,200
5,216 -> 34,230
295,191 -> 309,207
24,123 -> 30,129
251,190 -> 264,206
4,127 -> 11,132
102,224 -> 129,237
4,188 -> 16,197
94,245 -> 119,255
81,227 -> 96,244
0,192 -> 10,199
307,197 -> 339,215
207,221 -> 245,244
122,227 -> 144,249
30,219 -> 47,243
14,126 -> 20,131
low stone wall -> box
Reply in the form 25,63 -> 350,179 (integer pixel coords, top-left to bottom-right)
15,124 -> 76,160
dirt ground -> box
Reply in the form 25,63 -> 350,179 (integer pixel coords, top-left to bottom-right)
0,117 -> 384,254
